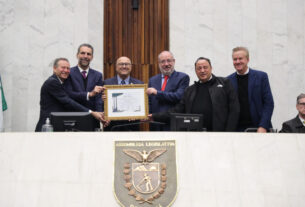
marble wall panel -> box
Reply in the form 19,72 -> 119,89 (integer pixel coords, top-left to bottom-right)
0,0 -> 304,131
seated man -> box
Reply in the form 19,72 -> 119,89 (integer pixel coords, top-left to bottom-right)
103,56 -> 143,131
280,93 -> 305,133
150,57 -> 239,132
35,58 -> 104,132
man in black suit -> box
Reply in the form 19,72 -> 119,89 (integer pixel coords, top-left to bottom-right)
150,57 -> 239,132
280,93 -> 305,133
103,56 -> 143,131
35,58 -> 104,132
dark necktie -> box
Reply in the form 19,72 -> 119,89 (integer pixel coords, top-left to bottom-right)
161,75 -> 169,91
121,80 -> 126,85
81,71 -> 87,79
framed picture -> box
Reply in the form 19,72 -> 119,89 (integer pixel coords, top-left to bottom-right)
104,84 -> 149,120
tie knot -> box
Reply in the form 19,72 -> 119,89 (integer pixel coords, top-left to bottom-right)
161,75 -> 169,91
121,80 -> 126,85
81,71 -> 87,79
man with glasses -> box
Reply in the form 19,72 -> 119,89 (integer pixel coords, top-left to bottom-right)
280,93 -> 305,133
103,56 -> 143,131
149,57 -> 239,132
146,51 -> 190,131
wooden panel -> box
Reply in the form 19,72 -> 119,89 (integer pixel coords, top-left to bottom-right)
104,0 -> 169,131
104,0 -> 169,82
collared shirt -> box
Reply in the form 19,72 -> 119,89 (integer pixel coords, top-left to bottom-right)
299,116 -> 305,126
161,74 -> 171,86
237,67 -> 249,76
56,76 -> 64,84
117,75 -> 130,85
78,66 -> 89,74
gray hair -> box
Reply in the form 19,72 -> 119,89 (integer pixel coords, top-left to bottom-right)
158,51 -> 174,61
297,93 -> 305,104
232,46 -> 249,59
53,57 -> 69,68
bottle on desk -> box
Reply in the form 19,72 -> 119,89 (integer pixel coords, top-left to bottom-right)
41,118 -> 53,132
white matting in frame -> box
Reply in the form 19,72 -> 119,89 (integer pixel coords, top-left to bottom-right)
104,84 -> 149,120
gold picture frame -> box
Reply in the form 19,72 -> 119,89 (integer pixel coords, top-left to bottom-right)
104,84 -> 149,120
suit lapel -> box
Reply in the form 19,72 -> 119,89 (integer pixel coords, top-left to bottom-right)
230,73 -> 238,91
248,68 -> 255,100
86,69 -> 94,89
73,67 -> 86,90
156,74 -> 162,90
163,71 -> 177,91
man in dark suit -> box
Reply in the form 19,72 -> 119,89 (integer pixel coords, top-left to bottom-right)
65,43 -> 104,112
64,43 -> 104,128
227,47 -> 274,132
280,93 -> 305,133
150,57 -> 239,132
146,51 -> 190,130
103,56 -> 143,131
35,58 -> 104,132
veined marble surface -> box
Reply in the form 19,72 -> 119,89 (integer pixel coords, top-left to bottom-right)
0,132 -> 305,207
0,0 -> 304,131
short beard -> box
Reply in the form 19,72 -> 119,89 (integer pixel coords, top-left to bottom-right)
160,68 -> 174,76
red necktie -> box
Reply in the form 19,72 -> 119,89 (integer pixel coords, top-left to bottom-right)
161,75 -> 169,91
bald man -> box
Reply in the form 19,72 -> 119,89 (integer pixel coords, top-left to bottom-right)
103,56 -> 143,131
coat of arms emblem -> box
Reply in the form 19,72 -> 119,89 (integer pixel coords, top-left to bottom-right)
114,140 -> 177,207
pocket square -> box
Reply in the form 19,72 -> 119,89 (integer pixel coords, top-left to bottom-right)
217,84 -> 223,87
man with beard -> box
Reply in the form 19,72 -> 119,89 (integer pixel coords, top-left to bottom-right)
103,56 -> 143,131
280,93 -> 305,133
146,51 -> 190,131
65,43 -> 104,128
150,57 -> 240,132
227,47 -> 274,132
35,58 -> 105,132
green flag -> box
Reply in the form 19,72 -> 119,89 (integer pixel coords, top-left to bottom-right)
0,75 -> 7,111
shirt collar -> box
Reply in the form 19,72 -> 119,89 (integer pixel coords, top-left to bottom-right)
78,66 -> 89,73
162,70 -> 175,78
117,75 -> 130,85
56,76 -> 64,84
299,116 -> 305,126
237,67 -> 249,75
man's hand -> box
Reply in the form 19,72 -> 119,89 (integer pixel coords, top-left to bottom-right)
257,127 -> 267,133
91,111 -> 106,122
147,114 -> 153,121
146,88 -> 157,95
141,114 -> 152,122
89,86 -> 105,97
102,92 -> 106,101
103,120 -> 110,127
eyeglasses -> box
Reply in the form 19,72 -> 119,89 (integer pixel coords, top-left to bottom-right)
298,102 -> 305,106
159,59 -> 174,64
117,63 -> 131,66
